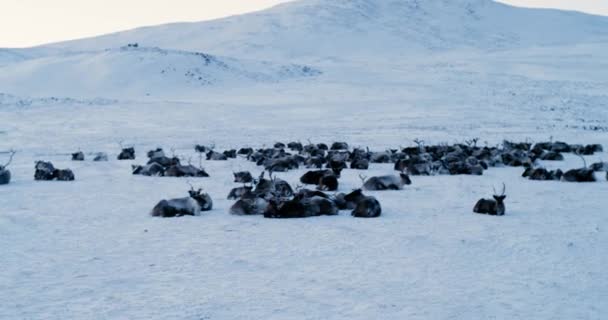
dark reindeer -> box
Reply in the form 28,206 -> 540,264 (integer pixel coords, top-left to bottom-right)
34,161 -> 75,181
0,150 -> 16,185
473,183 -> 506,216
233,171 -> 254,184
334,189 -> 366,210
206,144 -> 228,161
71,151 -> 85,161
562,154 -> 596,182
117,147 -> 136,160
264,194 -> 338,219
300,168 -> 341,191
150,186 -> 213,218
351,196 -> 382,218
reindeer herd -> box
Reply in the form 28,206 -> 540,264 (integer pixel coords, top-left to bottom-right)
1,139 -> 606,219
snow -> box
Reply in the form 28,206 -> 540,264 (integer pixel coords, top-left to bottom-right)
37,0 -> 608,60
1,0 -> 608,319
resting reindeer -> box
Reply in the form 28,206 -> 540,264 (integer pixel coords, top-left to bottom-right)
473,183 -> 506,216
233,171 -> 254,184
71,151 -> 85,161
0,150 -> 16,185
117,147 -> 136,160
34,161 -> 75,181
150,187 -> 213,218
93,152 -> 109,162
361,173 -> 411,191
300,168 -> 341,192
352,196 -> 382,218
562,154 -> 596,183
264,194 -> 338,219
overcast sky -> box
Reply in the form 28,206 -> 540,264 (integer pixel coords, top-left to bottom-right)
1,0 -> 607,48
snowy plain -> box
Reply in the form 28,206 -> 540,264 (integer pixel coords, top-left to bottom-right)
2,0 -> 608,319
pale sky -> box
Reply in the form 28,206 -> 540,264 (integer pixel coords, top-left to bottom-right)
1,0 -> 607,48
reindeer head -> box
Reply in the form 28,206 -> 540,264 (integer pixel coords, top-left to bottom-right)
399,173 -> 412,185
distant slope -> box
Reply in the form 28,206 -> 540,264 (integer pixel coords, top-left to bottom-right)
0,46 -> 320,99
39,0 -> 608,60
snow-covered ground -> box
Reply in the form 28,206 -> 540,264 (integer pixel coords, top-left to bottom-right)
2,0 -> 608,319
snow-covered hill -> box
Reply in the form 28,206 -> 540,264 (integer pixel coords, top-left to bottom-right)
39,0 -> 608,60
1,0 -> 607,99
0,46 -> 320,99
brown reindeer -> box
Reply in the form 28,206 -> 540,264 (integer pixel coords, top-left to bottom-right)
473,183 -> 506,216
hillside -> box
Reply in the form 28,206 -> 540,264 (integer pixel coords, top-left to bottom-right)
37,0 -> 608,60
0,46 -> 320,99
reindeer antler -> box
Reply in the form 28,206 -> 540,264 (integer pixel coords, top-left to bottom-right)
358,174 -> 367,184
575,152 -> 587,168
493,183 -> 506,196
1,149 -> 16,168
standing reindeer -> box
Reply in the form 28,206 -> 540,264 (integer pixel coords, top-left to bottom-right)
0,150 -> 16,185
473,183 -> 507,216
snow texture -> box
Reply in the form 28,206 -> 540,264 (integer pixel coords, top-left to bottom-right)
1,0 -> 608,319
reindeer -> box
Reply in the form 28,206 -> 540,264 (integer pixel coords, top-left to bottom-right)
93,152 -> 108,162
361,173 -> 411,191
230,196 -> 269,215
233,171 -> 254,184
287,141 -> 303,152
206,150 -> 228,161
164,164 -> 209,177
117,147 -> 136,160
71,151 -> 85,161
330,142 -> 349,151
264,157 -> 299,172
264,195 -> 338,219
147,148 -> 165,159
195,145 -> 209,153
0,150 -> 16,185
305,156 -> 325,168
146,148 -> 180,167
253,171 -> 294,199
334,189 -> 366,210
55,169 -> 75,181
237,147 -> 254,156
34,161 -> 56,180
34,161 -> 75,181
351,196 -> 382,218
350,157 -> 369,170
318,174 -> 339,191
132,163 -> 165,176
562,154 -> 596,182
223,149 -> 237,159
150,186 -> 213,217
522,167 -> 563,181
300,168 -> 342,184
473,183 -> 506,216
370,151 -> 391,163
